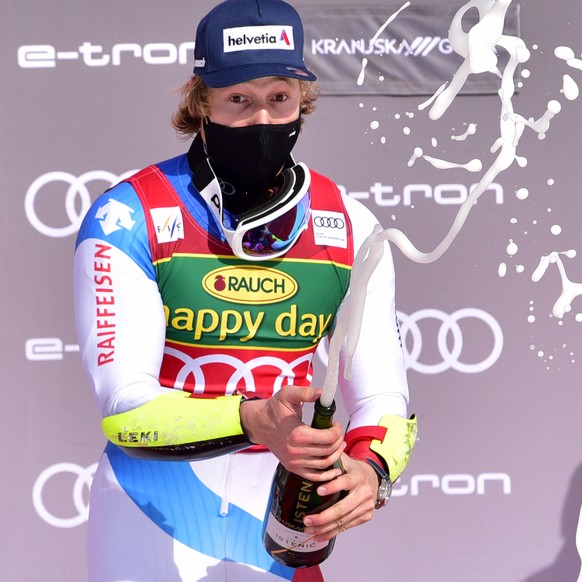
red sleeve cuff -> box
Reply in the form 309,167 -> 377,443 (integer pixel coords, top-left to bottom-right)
344,426 -> 388,469
346,441 -> 384,468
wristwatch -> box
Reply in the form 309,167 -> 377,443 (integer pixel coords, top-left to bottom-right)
365,457 -> 392,509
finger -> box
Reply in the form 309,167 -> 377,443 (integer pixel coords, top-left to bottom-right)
304,504 -> 361,540
296,424 -> 344,448
332,503 -> 349,535
295,435 -> 345,457
280,386 -> 322,407
319,504 -> 373,541
306,495 -> 349,530
304,481 -> 373,532
289,465 -> 344,482
284,448 -> 346,480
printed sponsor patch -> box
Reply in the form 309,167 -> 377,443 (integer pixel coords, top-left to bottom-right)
150,207 -> 184,243
96,199 -> 136,236
311,210 -> 347,248
202,265 -> 298,305
223,26 -> 294,53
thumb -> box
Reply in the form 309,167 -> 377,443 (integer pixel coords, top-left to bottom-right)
280,385 -> 322,407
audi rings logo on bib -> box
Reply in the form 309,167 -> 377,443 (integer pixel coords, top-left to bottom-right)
312,210 -> 347,249
203,266 -> 298,305
32,462 -> 97,528
25,170 -> 138,238
398,308 -> 504,374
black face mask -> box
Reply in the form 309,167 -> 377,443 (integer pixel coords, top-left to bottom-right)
203,118 -> 301,214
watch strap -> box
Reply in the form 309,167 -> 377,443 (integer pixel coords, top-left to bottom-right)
365,457 -> 391,509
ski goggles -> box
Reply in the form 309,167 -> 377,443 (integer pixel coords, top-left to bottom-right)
198,161 -> 312,262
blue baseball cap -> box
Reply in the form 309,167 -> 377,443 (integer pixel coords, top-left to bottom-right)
193,0 -> 317,88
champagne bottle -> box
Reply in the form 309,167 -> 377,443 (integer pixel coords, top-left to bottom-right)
262,398 -> 344,568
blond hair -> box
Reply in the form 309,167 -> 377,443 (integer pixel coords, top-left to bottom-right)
172,75 -> 320,139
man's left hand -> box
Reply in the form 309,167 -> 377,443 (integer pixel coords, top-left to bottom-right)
301,454 -> 379,541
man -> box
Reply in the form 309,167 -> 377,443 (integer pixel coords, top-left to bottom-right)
74,0 -> 416,580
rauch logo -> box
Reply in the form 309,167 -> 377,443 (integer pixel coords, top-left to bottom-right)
203,266 -> 298,305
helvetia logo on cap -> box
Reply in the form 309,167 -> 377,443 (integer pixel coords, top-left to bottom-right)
203,265 -> 298,304
223,26 -> 295,53
280,30 -> 291,46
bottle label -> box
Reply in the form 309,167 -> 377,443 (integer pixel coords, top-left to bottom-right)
265,512 -> 329,553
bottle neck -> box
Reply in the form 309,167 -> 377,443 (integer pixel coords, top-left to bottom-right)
311,398 -> 336,430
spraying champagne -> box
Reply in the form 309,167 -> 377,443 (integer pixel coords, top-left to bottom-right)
262,398 -> 344,568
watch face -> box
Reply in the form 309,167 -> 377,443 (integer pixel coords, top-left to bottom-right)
365,458 -> 392,509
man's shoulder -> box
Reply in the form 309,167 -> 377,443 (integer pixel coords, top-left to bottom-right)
305,165 -> 337,187
127,153 -> 188,182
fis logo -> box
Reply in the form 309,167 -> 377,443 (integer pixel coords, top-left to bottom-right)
150,207 -> 184,243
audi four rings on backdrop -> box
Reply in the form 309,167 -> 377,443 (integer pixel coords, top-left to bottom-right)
32,462 -> 98,528
398,308 -> 504,374
24,170 -> 138,238
316,308 -> 504,375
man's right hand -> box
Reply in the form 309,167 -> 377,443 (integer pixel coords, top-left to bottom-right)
239,386 -> 345,481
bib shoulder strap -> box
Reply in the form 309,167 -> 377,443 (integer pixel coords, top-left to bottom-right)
125,165 -> 185,262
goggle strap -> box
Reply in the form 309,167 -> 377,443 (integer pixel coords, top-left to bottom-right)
193,157 -> 312,261
237,164 -> 308,225
193,158 -> 236,236
237,164 -> 310,232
